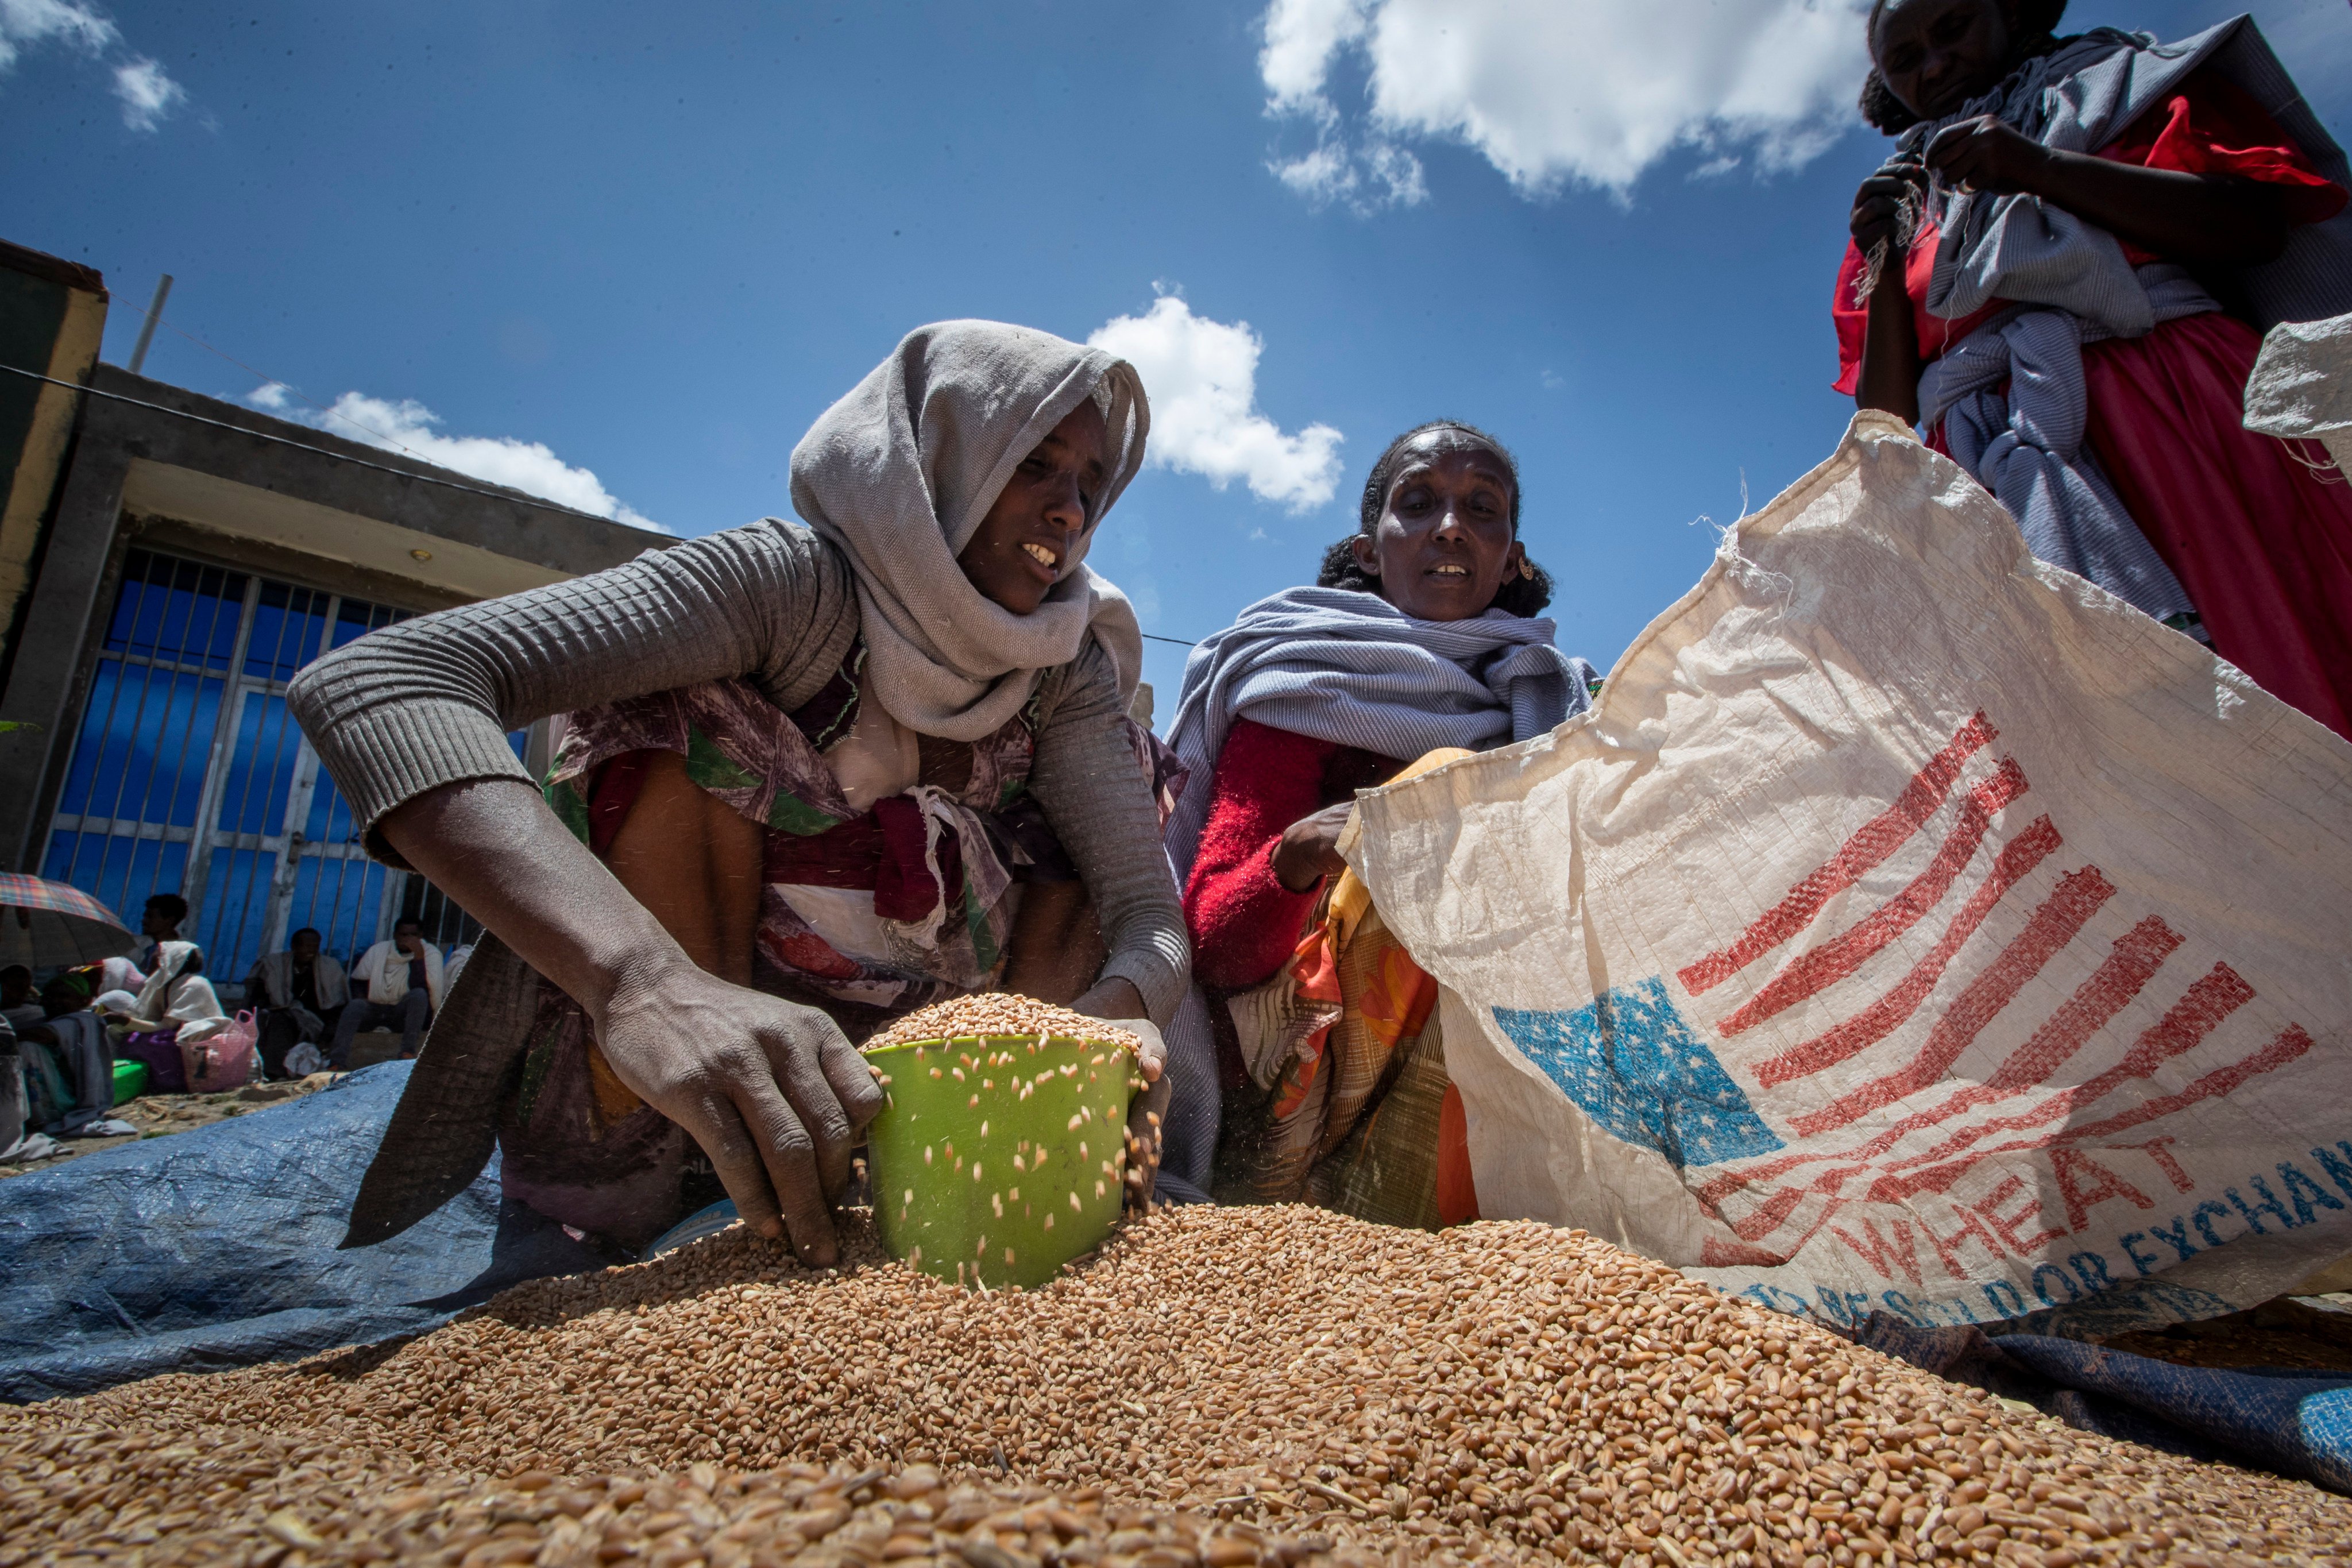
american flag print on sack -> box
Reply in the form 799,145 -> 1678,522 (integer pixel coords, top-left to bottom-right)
1639,711 -> 2320,1318
1494,979 -> 1783,1169
1348,417 -> 2352,1335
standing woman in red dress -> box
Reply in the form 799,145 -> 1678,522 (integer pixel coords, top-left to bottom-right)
1836,0 -> 2352,737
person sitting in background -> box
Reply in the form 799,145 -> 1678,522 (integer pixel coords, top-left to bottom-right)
246,928 -> 350,1079
332,920 -> 442,1066
113,941 -> 229,1095
0,967 -> 41,1032
0,1016 -> 44,1164
1162,420 -> 1596,1227
1839,0 -> 2352,736
128,893 -> 187,975
18,974 -> 126,1136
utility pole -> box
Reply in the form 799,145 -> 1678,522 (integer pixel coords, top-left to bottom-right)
126,273 -> 172,374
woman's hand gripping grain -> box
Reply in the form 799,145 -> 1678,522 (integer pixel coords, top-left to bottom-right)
597,952 -> 885,1260
1069,976 -> 1169,1211
377,776 -> 885,1264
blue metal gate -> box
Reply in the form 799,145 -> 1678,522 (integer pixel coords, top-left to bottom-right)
40,548 -> 519,988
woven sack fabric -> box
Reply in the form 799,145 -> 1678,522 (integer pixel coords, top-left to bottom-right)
1349,413 -> 2352,1337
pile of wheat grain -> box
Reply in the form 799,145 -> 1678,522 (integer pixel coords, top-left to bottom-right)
6,1206 -> 2348,1566
0,1442 -> 1363,1567
865,994 -> 1144,1056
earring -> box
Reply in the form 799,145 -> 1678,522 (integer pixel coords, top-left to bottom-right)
1519,558 -> 1535,580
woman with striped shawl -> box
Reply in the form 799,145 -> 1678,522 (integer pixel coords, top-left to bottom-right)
1159,421 -> 1597,1225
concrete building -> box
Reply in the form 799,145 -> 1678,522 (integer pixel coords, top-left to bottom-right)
0,238 -> 667,986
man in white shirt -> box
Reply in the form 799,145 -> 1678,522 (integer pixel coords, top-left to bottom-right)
330,920 -> 445,1066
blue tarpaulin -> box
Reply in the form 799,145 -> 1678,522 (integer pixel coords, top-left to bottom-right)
0,1062 -> 613,1403
1848,1313 -> 2352,1493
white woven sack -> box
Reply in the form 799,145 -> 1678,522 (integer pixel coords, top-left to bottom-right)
1346,413 -> 2352,1334
2243,309 -> 2352,476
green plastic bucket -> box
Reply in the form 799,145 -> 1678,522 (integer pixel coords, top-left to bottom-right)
110,1058 -> 149,1106
862,1033 -> 1138,1290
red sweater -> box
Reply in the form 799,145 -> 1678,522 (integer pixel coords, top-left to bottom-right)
1182,719 -> 1403,990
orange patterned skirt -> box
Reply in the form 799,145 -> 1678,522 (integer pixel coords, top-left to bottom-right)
1210,751 -> 1478,1229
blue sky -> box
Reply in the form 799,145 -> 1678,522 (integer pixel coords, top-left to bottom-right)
3,0 -> 2345,710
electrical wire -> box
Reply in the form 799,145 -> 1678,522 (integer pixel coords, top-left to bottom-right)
148,315 -> 428,461
0,361 -> 624,524
0,360 -> 1210,646
142,318 -> 1211,644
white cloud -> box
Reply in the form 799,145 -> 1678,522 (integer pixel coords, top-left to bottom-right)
1260,0 -> 1428,211
1272,135 -> 1426,211
111,55 -> 181,130
1088,295 -> 1343,513
1260,0 -> 1369,109
0,0 -> 115,68
0,1 -> 186,132
249,383 -> 667,534
1259,0 -> 1872,206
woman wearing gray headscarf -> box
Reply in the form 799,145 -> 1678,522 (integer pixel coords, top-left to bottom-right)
289,321 -> 1187,1259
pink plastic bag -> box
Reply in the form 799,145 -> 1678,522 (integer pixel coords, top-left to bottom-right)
179,1012 -> 258,1094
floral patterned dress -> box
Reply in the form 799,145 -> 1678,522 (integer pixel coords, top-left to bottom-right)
501,640 -> 1181,1242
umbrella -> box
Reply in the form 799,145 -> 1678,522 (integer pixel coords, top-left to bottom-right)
0,872 -> 135,970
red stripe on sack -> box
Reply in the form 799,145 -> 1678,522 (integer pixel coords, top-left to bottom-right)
1691,914 -> 2179,1211
1735,1191 -> 1864,1255
1724,1183 -> 1810,1241
1789,865 -> 2115,1137
1700,1235 -> 1797,1266
2047,963 -> 2260,1117
1982,915 -> 2181,1093
1865,1025 -> 2309,1206
1718,759 -> 2029,1037
2033,1025 -> 2312,1144
1678,712 -> 1999,997
1754,814 -> 2061,1089
1874,963 -> 2256,1177
1726,1172 -> 1876,1243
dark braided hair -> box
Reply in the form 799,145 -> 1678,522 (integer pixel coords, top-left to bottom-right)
1315,420 -> 1555,618
1858,0 -> 2069,134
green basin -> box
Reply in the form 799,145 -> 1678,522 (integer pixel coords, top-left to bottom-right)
111,1058 -> 149,1106
863,1034 -> 1137,1290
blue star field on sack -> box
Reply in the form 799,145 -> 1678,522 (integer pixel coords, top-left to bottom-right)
1493,977 -> 1783,1168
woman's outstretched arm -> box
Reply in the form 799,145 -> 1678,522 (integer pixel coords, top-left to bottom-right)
1024,644 -> 1189,1204
287,522 -> 878,1262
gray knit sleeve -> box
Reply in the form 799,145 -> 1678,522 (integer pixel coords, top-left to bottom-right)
1026,640 -> 1191,1027
287,520 -> 856,867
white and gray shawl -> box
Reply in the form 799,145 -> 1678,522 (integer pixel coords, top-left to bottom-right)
1162,586 -> 1594,889
1905,18 -> 2352,625
790,321 -> 1150,741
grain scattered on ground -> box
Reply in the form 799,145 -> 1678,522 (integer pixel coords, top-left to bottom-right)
7,1206 -> 2349,1565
